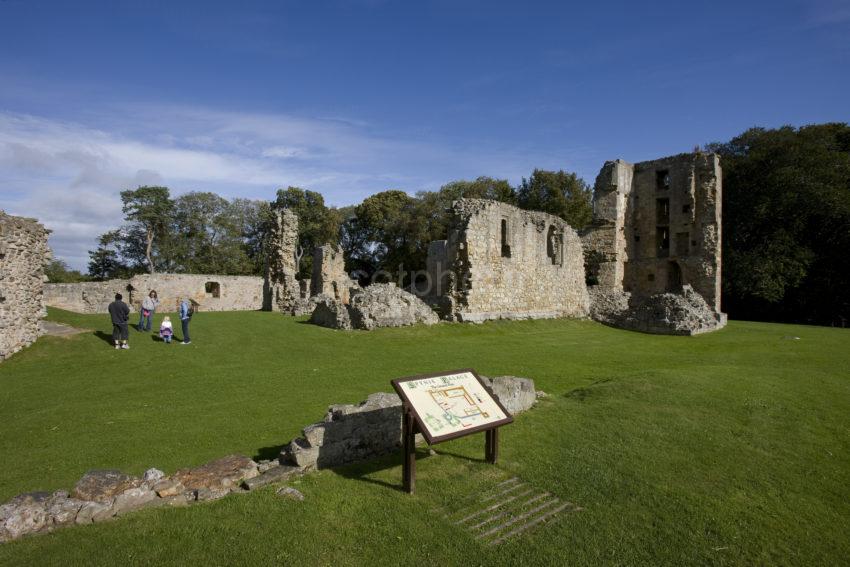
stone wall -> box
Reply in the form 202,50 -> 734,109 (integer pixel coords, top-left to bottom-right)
426,199 -> 589,322
44,280 -> 132,314
266,208 -> 301,313
45,274 -> 264,314
0,211 -> 51,361
311,244 -> 352,304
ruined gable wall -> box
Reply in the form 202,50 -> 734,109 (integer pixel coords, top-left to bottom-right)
0,212 -> 51,361
441,199 -> 589,322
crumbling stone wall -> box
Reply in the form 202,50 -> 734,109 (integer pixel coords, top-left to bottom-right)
310,283 -> 438,330
45,274 -> 264,314
0,211 -> 51,361
266,208 -> 300,313
426,199 -> 589,322
311,244 -> 352,304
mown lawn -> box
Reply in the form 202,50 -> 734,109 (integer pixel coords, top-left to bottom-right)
0,308 -> 848,565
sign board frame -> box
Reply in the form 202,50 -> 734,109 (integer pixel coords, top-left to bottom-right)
391,368 -> 514,445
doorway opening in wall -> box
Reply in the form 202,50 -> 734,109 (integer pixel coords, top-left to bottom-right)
205,281 -> 221,298
500,218 -> 511,258
667,262 -> 682,292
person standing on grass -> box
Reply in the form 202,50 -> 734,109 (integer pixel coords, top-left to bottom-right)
108,293 -> 130,350
179,297 -> 193,345
137,290 -> 160,332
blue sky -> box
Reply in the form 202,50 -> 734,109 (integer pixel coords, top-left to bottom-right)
1,0 -> 848,269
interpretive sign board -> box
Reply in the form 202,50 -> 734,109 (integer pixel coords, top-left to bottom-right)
391,369 -> 514,445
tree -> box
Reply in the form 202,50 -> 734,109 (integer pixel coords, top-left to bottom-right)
120,186 -> 173,274
44,259 -> 88,283
87,231 -> 129,281
171,192 -> 253,274
516,169 -> 593,229
707,123 -> 850,325
272,187 -> 342,277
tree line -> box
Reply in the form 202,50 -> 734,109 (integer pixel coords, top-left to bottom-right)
47,123 -> 849,326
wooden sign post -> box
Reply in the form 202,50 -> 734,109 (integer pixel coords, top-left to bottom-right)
392,369 -> 514,494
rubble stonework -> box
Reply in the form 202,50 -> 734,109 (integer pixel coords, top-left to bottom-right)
309,284 -> 438,330
44,274 -> 264,314
0,211 -> 51,361
266,208 -> 301,313
281,376 -> 537,470
425,199 -> 590,323
311,244 -> 353,304
582,152 -> 726,334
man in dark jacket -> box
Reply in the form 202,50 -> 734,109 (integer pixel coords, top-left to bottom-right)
108,293 -> 131,350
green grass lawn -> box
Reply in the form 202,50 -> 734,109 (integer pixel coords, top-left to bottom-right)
0,308 -> 848,565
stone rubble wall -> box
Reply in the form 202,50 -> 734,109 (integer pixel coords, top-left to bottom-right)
282,375 -> 537,470
0,211 -> 51,361
1,375 -> 538,543
427,199 -> 590,323
44,274 -> 264,314
309,283 -> 439,330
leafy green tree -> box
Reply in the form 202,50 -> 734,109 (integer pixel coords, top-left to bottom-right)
273,187 -> 342,277
44,259 -> 89,283
516,169 -> 593,229
171,192 -> 253,274
87,230 -> 129,281
120,186 -> 174,273
708,123 -> 850,324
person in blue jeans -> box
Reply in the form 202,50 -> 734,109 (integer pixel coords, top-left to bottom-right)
137,290 -> 159,332
179,298 -> 193,345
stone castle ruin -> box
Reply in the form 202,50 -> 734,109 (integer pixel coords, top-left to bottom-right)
424,199 -> 590,322
2,150 -> 727,361
0,211 -> 51,361
581,152 -> 726,334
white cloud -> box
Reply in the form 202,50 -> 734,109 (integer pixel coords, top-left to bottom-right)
0,106 -> 599,271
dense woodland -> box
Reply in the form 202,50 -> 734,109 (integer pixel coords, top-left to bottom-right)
47,123 -> 850,326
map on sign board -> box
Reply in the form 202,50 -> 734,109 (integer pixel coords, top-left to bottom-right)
392,369 -> 513,444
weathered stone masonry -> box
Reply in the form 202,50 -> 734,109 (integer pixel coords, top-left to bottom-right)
44,274 -> 264,314
0,211 -> 51,361
426,199 -> 590,322
582,152 -> 726,334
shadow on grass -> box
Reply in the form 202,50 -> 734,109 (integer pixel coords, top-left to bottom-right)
254,445 -> 284,462
332,449 -> 437,492
93,330 -> 115,345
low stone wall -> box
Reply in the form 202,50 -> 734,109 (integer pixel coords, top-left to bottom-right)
0,212 -> 51,361
282,375 -> 537,470
44,280 -> 130,314
45,274 -> 265,314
